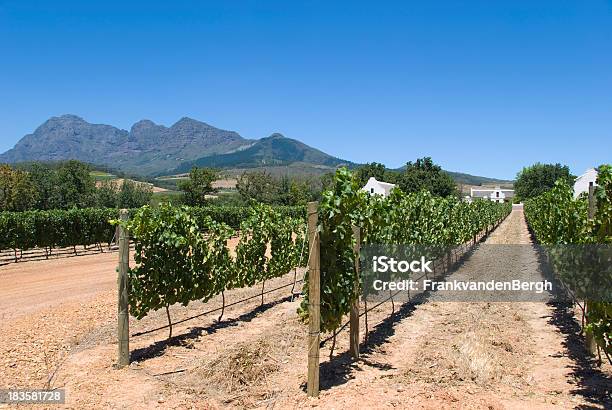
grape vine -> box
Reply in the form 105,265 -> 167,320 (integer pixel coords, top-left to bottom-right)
116,203 -> 306,322
524,165 -> 612,357
298,168 -> 511,333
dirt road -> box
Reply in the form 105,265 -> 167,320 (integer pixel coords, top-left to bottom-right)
0,251 -> 122,321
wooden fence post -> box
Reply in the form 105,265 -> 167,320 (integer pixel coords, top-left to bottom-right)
350,225 -> 360,359
585,182 -> 598,356
588,182 -> 596,219
117,209 -> 130,368
307,202 -> 320,397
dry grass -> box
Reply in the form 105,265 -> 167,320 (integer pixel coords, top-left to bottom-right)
199,339 -> 280,393
179,311 -> 305,407
404,303 -> 523,389
453,331 -> 501,385
212,179 -> 237,189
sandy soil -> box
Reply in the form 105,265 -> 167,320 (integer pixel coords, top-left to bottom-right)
0,251 -> 125,320
212,179 -> 238,189
1,207 -> 610,409
0,244 -> 118,266
95,178 -> 168,193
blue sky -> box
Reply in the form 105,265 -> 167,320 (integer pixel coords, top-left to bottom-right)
0,1 -> 610,179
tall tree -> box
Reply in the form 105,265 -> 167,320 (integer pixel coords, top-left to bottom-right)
178,167 -> 218,206
0,165 -> 13,210
514,163 -> 574,200
29,163 -> 59,209
0,164 -> 38,211
117,179 -> 153,208
55,160 -> 96,208
397,157 -> 457,197
355,162 -> 397,186
236,170 -> 277,204
96,180 -> 119,208
10,169 -> 38,211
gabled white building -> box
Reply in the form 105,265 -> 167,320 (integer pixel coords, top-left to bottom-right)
470,186 -> 515,203
362,177 -> 396,197
573,168 -> 598,198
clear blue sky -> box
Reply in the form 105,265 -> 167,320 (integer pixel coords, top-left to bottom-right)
1,1 -> 611,179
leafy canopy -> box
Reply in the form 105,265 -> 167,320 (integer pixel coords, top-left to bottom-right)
515,163 -> 574,201
178,167 -> 218,206
354,162 -> 397,186
236,170 -> 320,206
397,157 -> 457,197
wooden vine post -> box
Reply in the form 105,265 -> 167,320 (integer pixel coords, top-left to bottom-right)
307,202 -> 321,397
350,225 -> 360,359
117,209 -> 130,368
585,182 -> 598,356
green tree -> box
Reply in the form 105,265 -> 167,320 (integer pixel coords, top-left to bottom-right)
117,179 -> 153,208
288,179 -> 314,205
55,160 -> 96,208
29,163 -> 59,210
0,164 -> 38,211
10,170 -> 38,211
178,167 -> 218,206
276,175 -> 292,205
236,170 -> 277,204
514,163 -> 574,201
397,157 -> 457,197
96,180 -> 119,208
355,162 -> 397,186
274,175 -> 318,206
0,165 -> 13,210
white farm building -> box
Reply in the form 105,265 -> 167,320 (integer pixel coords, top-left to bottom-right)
362,177 -> 396,197
469,186 -> 515,203
573,168 -> 598,198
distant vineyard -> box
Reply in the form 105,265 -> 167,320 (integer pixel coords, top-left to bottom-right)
0,205 -> 305,260
0,208 -> 118,259
525,165 -> 612,358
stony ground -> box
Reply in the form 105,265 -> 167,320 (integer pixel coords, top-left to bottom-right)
0,207 -> 610,409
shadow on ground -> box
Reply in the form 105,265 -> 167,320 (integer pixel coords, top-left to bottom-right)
130,296 -> 292,363
533,244 -> 612,409
314,243 -> 479,391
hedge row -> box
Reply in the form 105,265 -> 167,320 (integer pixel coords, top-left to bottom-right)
0,208 -> 118,254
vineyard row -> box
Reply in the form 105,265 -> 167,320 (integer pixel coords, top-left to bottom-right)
0,205 -> 304,260
524,164 -> 612,359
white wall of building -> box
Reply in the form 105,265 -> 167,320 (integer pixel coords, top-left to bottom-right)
469,186 -> 514,203
362,177 -> 396,197
573,168 -> 598,198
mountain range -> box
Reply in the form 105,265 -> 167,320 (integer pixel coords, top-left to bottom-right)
0,115 -> 351,176
0,115 -> 512,185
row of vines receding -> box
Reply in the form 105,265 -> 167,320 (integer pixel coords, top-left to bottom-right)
0,205 -> 305,258
298,168 -> 511,333
524,164 -> 612,358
